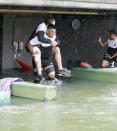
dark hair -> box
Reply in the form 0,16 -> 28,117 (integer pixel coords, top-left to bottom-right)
45,15 -> 55,25
110,29 -> 117,35
47,24 -> 56,30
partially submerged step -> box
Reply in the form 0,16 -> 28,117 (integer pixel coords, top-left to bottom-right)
11,82 -> 56,101
0,91 -> 10,106
72,68 -> 117,83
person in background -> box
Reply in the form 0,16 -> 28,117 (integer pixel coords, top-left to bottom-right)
27,15 -> 69,78
98,30 -> 117,68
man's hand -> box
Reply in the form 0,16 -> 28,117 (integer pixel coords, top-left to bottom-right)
108,55 -> 112,60
98,37 -> 102,42
98,37 -> 107,47
51,40 -> 57,47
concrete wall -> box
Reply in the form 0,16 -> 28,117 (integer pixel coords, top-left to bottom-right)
2,13 -> 117,69
57,15 -> 117,67
2,14 -> 47,69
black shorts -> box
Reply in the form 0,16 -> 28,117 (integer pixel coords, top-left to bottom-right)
103,53 -> 116,63
32,57 -> 53,69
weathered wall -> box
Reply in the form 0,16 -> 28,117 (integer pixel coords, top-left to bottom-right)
2,14 -> 117,69
2,14 -> 47,69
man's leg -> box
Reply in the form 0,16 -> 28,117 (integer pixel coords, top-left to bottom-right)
101,60 -> 110,68
33,67 -> 44,83
33,46 -> 42,75
32,46 -> 44,83
52,47 -> 63,70
43,64 -> 60,85
44,65 -> 55,79
32,59 -> 40,83
33,68 -> 40,83
52,47 -> 70,77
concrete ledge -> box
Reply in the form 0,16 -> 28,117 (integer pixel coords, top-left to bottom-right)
72,68 -> 117,83
0,0 -> 117,10
11,82 -> 56,101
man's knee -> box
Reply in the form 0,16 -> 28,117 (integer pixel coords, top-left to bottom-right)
33,46 -> 41,54
101,61 -> 109,68
48,72 -> 55,79
101,63 -> 106,68
52,47 -> 60,55
33,47 -> 41,62
45,66 -> 55,78
34,54 -> 41,62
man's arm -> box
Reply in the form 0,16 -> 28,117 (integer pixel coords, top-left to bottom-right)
37,31 -> 51,44
108,53 -> 117,59
27,42 -> 33,55
55,35 -> 60,46
51,35 -> 60,47
98,37 -> 108,47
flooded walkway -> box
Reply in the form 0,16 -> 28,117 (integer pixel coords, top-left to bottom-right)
0,69 -> 117,130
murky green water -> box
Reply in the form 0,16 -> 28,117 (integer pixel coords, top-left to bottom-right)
0,69 -> 117,131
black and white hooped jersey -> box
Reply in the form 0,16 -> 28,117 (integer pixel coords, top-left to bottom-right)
27,22 -> 48,43
36,22 -> 47,33
107,39 -> 117,55
29,33 -> 56,47
107,39 -> 117,48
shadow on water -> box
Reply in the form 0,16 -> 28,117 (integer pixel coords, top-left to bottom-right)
1,69 -> 117,130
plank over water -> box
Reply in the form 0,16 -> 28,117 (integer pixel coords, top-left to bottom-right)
11,82 -> 56,101
72,68 -> 117,83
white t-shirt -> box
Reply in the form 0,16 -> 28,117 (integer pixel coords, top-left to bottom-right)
107,39 -> 117,48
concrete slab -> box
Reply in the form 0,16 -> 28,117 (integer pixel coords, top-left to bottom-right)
72,68 -> 117,83
11,82 -> 57,101
0,0 -> 117,10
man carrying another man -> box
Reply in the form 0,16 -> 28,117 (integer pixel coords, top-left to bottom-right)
27,24 -> 61,83
27,15 -> 69,80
